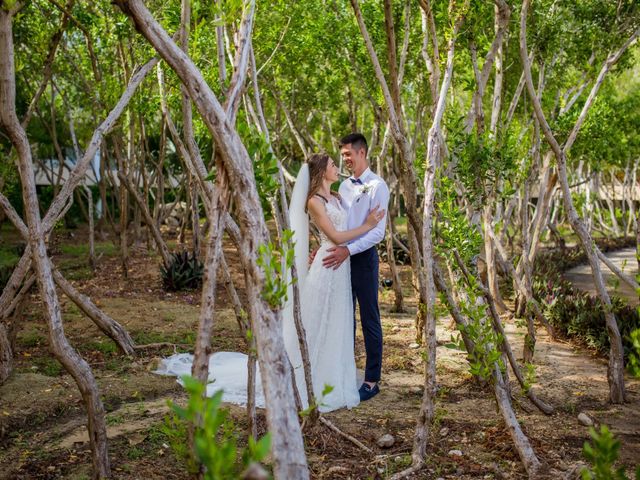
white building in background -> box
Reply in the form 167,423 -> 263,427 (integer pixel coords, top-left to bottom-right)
33,148 -> 103,187
33,149 -> 183,219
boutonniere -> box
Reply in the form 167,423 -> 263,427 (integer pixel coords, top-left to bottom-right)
359,184 -> 372,195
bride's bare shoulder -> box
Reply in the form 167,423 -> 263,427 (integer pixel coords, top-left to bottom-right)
307,196 -> 325,214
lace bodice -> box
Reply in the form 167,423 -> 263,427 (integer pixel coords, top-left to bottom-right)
318,197 -> 347,245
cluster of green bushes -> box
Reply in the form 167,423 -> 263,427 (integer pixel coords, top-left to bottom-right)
532,237 -> 639,362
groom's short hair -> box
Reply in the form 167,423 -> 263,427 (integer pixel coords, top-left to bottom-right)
340,133 -> 368,154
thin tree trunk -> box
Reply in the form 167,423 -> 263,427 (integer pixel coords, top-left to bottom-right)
275,164 -> 318,423
52,269 -> 136,355
20,6 -> 69,129
85,186 -> 96,269
492,365 -> 542,477
115,138 -> 130,277
520,118 -> 540,363
0,321 -> 12,385
190,167 -> 229,386
251,42 -> 318,421
488,228 -> 554,337
117,171 -> 171,268
406,5 -> 466,473
385,211 -> 405,313
484,204 -> 508,312
0,272 -> 36,384
452,251 -> 545,472
0,9 -> 110,477
350,0 -> 423,254
220,251 -> 257,438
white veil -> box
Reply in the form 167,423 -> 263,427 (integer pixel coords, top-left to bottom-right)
287,163 -> 310,290
282,163 -> 309,377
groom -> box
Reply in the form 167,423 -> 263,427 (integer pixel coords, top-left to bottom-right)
323,133 -> 390,401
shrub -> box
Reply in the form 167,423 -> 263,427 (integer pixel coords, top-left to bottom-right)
581,425 -> 640,480
163,376 -> 271,479
160,251 -> 204,291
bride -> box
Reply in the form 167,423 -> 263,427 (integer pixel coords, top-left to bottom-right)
155,153 -> 384,413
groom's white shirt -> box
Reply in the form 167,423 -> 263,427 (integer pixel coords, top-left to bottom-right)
338,167 -> 390,256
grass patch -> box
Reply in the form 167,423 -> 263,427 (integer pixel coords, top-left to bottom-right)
146,423 -> 170,448
18,330 -> 46,348
104,357 -> 130,373
32,357 -> 64,377
161,311 -> 177,322
125,446 -> 145,460
132,330 -> 195,347
106,412 -> 126,426
83,339 -> 118,354
58,260 -> 93,281
0,250 -> 19,269
63,301 -> 83,317
59,241 -> 118,258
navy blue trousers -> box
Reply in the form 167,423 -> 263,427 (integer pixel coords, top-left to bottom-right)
351,246 -> 382,383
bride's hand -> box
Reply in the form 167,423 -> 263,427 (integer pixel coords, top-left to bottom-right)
365,206 -> 385,228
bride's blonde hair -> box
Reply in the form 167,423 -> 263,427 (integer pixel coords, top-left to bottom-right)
306,153 -> 339,206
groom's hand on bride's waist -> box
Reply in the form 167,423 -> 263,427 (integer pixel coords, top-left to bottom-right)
308,248 -> 318,266
323,246 -> 349,270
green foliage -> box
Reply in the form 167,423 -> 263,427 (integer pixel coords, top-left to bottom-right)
581,425 -> 640,480
435,175 -> 482,264
447,121 -> 518,206
522,362 -> 537,394
161,251 -> 204,291
163,375 -> 271,479
2,0 -> 19,12
299,383 -> 334,418
628,329 -> 640,378
242,125 -> 281,218
257,229 -> 295,309
457,284 -> 504,381
0,154 -> 21,218
83,339 -> 118,355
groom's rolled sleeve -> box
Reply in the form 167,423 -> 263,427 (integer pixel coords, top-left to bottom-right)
346,182 -> 390,256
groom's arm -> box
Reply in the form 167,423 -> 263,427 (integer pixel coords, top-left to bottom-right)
345,182 -> 390,256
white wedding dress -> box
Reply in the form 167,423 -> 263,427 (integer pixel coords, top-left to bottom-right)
155,194 -> 360,413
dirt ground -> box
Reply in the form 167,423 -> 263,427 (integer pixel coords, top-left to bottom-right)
0,225 -> 639,479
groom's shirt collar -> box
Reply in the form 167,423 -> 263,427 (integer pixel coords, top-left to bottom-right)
351,167 -> 372,184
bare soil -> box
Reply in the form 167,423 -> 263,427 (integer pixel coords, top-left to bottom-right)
0,225 -> 639,479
